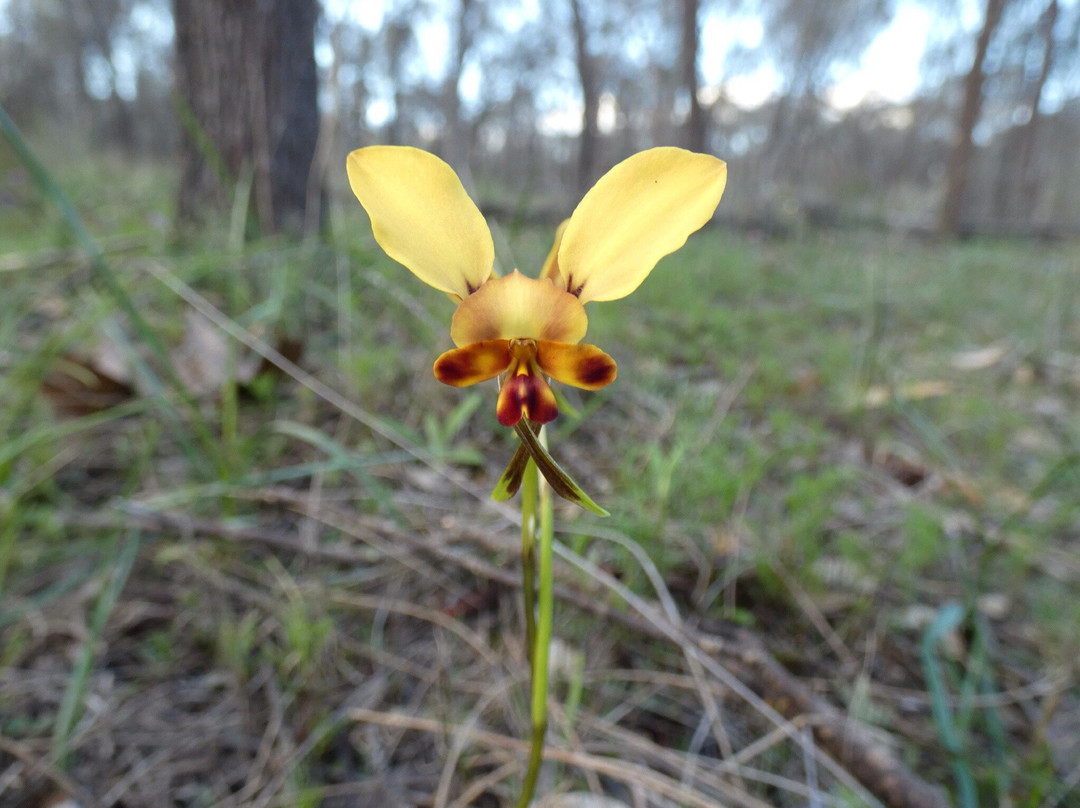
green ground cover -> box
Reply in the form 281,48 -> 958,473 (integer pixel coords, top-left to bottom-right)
1,145 -> 1078,806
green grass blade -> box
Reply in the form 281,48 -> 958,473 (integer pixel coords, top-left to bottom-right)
921,601 -> 977,808
0,399 -> 151,469
0,101 -> 217,476
50,532 -> 140,768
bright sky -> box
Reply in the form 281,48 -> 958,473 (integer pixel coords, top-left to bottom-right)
827,4 -> 935,109
324,0 -> 938,124
2,0 -> 940,119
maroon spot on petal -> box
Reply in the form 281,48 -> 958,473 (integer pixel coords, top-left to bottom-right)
497,372 -> 559,426
579,355 -> 617,387
434,354 -> 476,386
434,343 -> 510,388
523,374 -> 559,423
497,376 -> 527,426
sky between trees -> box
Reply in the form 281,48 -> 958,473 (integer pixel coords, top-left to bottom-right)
1,0 -> 1079,235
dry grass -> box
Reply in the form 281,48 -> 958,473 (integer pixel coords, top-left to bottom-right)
1,275 -> 963,807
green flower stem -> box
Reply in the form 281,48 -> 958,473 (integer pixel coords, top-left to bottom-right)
516,432 -> 555,807
520,457 -> 539,656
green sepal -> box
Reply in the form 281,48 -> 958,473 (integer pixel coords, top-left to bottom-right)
491,441 -> 531,501
512,423 -> 609,517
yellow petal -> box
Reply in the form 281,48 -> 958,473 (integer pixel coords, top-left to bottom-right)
433,339 -> 511,387
346,146 -> 494,300
536,341 -> 617,390
558,148 -> 727,304
449,270 -> 588,347
539,219 -> 570,282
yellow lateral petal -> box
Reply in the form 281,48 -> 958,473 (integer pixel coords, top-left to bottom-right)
536,341 -> 617,390
347,146 -> 493,300
558,148 -> 727,304
449,270 -> 588,347
433,339 -> 511,387
539,219 -> 569,282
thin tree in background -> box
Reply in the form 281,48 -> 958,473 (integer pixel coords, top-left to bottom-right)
938,0 -> 1007,236
680,0 -> 706,153
172,0 -> 321,236
749,0 -> 893,187
442,0 -> 479,169
384,16 -> 416,146
1016,0 -> 1058,222
570,0 -> 600,193
73,0 -> 137,148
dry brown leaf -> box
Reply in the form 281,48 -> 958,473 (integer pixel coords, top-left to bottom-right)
173,310 -> 238,395
872,445 -> 932,487
173,310 -> 302,396
41,352 -> 135,417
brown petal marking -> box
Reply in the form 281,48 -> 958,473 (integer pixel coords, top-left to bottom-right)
433,339 -> 511,387
577,353 -> 617,387
497,375 -> 528,426
525,373 -> 559,423
536,341 -> 617,390
496,371 -> 559,427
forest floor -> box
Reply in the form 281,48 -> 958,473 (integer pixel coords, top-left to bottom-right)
2,147 -> 1079,807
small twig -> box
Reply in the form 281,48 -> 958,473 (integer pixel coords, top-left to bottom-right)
773,560 -> 860,673
0,734 -> 102,808
349,706 -> 746,808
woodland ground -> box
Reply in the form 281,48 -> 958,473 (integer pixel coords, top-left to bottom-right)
1,146 -> 1079,807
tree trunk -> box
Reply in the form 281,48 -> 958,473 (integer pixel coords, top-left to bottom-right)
385,20 -> 412,145
680,0 -> 706,153
1016,0 -> 1058,222
938,0 -> 1007,237
172,0 -> 321,236
441,0 -> 475,170
570,0 -> 600,194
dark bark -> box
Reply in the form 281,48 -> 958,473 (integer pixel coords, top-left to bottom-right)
442,0 -> 475,170
938,0 -> 1007,237
570,0 -> 600,194
1016,0 -> 1058,221
78,1 -> 137,148
385,20 -> 412,145
172,0 -> 321,236
680,0 -> 706,153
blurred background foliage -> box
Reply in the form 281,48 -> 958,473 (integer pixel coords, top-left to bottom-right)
2,0 -> 1079,238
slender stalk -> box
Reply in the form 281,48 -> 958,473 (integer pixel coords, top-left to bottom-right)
520,458 -> 539,656
516,433 -> 555,807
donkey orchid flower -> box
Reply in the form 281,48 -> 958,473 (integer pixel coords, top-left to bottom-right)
347,145 -> 727,430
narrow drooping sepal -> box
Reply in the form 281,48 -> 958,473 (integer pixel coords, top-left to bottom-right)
490,432 -> 534,501
434,339 -> 512,387
539,219 -> 569,283
514,422 -> 610,516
